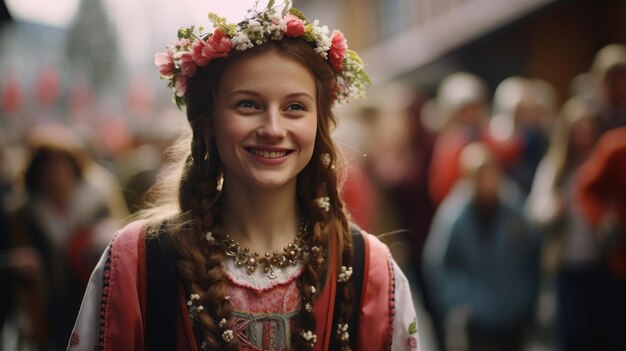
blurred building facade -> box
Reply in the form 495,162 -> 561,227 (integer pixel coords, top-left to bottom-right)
299,0 -> 626,100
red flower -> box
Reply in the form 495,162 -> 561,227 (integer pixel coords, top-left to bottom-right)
191,29 -> 233,67
207,29 -> 233,58
284,14 -> 305,37
329,30 -> 348,72
191,39 -> 211,66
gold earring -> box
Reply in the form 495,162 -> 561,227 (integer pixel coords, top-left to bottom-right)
216,170 -> 224,192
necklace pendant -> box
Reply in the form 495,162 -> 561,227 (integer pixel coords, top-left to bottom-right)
267,269 -> 278,280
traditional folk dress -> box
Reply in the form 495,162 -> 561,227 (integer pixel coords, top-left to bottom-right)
67,221 -> 419,351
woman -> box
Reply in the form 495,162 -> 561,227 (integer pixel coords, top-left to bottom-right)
69,2 -> 418,351
526,96 -> 606,350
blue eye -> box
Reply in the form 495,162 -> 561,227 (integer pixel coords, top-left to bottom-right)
235,100 -> 259,109
285,103 -> 306,112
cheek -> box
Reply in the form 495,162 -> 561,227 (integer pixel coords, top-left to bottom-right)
300,118 -> 318,156
214,118 -> 248,153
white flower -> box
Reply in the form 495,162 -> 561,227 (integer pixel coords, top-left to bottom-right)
222,329 -> 235,343
305,303 -> 312,312
219,318 -> 227,328
316,197 -> 330,212
338,266 -> 353,282
300,330 -> 318,345
247,19 -> 262,29
232,30 -> 253,51
336,323 -> 349,342
205,232 -> 216,243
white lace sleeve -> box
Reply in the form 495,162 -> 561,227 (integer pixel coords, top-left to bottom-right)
391,260 -> 420,351
67,245 -> 110,350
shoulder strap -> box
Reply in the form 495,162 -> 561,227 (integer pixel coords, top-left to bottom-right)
331,223 -> 366,345
145,225 -> 179,351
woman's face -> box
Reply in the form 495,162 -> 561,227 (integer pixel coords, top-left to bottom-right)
213,49 -> 318,191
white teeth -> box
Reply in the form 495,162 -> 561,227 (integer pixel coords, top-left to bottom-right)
250,149 -> 287,159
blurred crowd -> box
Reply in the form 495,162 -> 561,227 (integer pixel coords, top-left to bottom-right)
334,43 -> 626,351
0,26 -> 625,350
0,63 -> 183,349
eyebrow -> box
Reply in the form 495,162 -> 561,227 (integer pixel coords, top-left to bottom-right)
227,89 -> 314,101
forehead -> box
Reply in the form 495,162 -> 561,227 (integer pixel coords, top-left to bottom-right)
217,49 -> 316,98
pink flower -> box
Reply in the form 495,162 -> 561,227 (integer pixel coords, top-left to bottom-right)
176,51 -> 197,77
284,14 -> 305,37
207,29 -> 233,57
191,29 -> 233,67
154,50 -> 175,77
191,39 -> 211,66
175,74 -> 187,97
407,335 -> 418,351
329,30 -> 348,72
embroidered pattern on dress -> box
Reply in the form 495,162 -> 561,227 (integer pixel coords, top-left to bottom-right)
223,258 -> 304,292
69,332 -> 80,348
97,244 -> 114,351
227,272 -> 301,350
232,310 -> 299,350
387,253 -> 396,351
407,318 -> 419,351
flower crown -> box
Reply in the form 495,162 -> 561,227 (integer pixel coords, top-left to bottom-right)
155,0 -> 370,108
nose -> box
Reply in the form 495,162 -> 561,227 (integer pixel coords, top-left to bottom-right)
256,108 -> 286,139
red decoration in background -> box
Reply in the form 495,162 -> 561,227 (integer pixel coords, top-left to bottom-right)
1,74 -> 23,115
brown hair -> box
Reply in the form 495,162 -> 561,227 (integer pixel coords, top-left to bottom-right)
143,38 -> 355,350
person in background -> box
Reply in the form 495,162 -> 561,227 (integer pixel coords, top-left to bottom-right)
485,77 -> 556,198
575,125 -> 626,351
427,72 -> 489,206
591,43 -> 626,131
8,126 -> 112,350
438,142 -> 540,351
1,140 -> 46,350
526,97 -> 606,350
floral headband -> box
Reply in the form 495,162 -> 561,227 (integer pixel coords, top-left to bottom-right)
155,0 -> 370,108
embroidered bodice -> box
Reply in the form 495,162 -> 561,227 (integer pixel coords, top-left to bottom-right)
223,260 -> 304,350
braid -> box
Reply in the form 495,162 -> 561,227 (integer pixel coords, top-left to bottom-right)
325,150 -> 355,351
292,218 -> 327,350
290,133 -> 356,350
169,131 -> 240,351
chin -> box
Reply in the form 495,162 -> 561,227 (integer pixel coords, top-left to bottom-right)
250,177 -> 295,190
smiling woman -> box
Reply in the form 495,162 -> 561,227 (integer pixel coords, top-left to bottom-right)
68,2 -> 419,351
